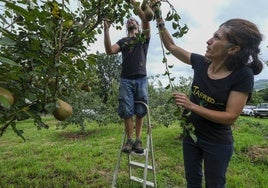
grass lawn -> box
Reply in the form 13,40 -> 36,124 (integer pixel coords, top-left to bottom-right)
0,116 -> 267,187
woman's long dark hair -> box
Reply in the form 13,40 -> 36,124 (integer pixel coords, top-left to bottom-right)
221,18 -> 263,75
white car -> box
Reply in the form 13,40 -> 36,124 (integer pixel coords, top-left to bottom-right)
253,103 -> 268,118
241,105 -> 255,116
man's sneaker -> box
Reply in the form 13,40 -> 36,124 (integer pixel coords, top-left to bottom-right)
133,139 -> 144,154
122,138 -> 133,154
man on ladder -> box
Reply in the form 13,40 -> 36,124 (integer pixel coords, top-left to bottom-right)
104,0 -> 156,187
104,0 -> 151,154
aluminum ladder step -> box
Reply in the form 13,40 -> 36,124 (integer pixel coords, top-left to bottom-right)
130,176 -> 155,187
129,161 -> 153,170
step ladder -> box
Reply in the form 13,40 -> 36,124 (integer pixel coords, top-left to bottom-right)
112,101 -> 157,188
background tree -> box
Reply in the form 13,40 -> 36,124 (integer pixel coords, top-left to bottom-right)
257,88 -> 268,102
62,52 -> 122,129
250,90 -> 264,105
95,52 -> 121,103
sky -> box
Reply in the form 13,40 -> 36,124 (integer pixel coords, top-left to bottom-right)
89,0 -> 268,86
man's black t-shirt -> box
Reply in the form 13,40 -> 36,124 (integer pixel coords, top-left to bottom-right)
189,53 -> 254,144
117,36 -> 150,78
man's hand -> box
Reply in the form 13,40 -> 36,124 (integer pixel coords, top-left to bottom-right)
150,0 -> 162,19
141,0 -> 149,11
103,19 -> 111,31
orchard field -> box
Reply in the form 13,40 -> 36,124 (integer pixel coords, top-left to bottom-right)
0,116 -> 267,188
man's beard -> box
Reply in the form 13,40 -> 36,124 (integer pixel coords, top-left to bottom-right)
127,24 -> 137,31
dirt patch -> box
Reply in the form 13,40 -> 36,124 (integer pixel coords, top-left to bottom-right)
245,145 -> 268,164
60,130 -> 96,140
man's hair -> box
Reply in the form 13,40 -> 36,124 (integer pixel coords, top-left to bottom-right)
126,17 -> 140,26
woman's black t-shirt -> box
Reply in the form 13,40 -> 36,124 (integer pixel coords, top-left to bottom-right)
189,53 -> 254,144
117,36 -> 150,78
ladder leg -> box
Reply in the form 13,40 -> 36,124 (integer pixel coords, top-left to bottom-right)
150,133 -> 157,187
128,152 -> 131,180
144,101 -> 157,187
138,101 -> 157,187
143,136 -> 150,188
112,131 -> 126,187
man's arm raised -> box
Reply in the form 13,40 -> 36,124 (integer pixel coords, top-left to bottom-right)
129,0 -> 151,38
104,20 -> 120,55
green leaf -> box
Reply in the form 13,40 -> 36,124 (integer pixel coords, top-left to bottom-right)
0,95 -> 11,109
189,132 -> 197,143
165,11 -> 173,21
163,71 -> 170,76
11,123 -> 25,141
172,31 -> 180,38
173,13 -> 181,22
181,25 -> 189,34
0,56 -> 19,66
45,20 -> 55,36
34,118 -> 49,129
165,84 -> 171,89
43,39 -> 54,51
5,1 -> 35,22
172,22 -> 178,30
0,37 -> 16,46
